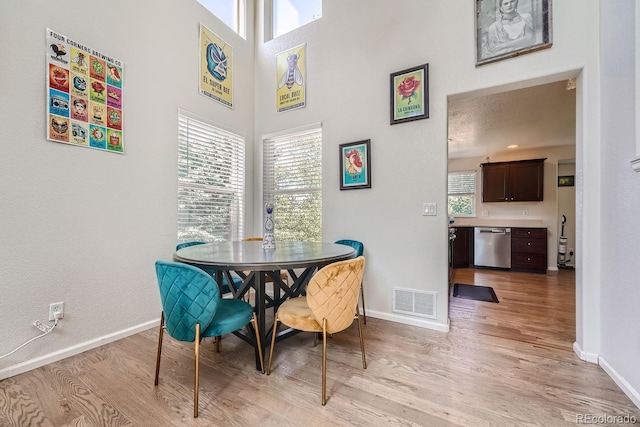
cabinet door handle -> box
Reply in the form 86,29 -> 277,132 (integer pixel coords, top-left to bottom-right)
527,257 -> 531,261
527,242 -> 531,246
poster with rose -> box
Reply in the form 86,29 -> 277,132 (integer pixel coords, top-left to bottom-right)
390,63 -> 429,125
46,29 -> 124,153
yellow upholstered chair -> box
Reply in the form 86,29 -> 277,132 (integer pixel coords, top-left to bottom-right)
267,256 -> 366,405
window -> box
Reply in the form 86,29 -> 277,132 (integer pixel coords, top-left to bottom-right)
273,0 -> 322,38
448,171 -> 476,217
197,0 -> 246,38
263,126 -> 322,242
178,110 -> 245,243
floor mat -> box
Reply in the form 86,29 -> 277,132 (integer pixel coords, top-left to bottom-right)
452,283 -> 499,303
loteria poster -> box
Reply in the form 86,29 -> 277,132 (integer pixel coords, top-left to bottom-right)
46,28 -> 124,153
276,44 -> 306,112
200,24 -> 233,108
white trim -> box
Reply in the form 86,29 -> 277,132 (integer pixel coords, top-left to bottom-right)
573,341 -> 599,364
262,122 -> 322,141
0,319 -> 158,380
369,310 -> 450,332
636,0 -> 640,158
599,356 -> 640,409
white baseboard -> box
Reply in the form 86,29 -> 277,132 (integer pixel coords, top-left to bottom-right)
0,319 -> 159,380
368,310 -> 450,332
599,356 -> 640,409
573,341 -> 599,363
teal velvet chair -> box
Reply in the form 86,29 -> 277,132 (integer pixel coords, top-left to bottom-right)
334,239 -> 366,324
154,261 -> 264,418
176,241 -> 244,297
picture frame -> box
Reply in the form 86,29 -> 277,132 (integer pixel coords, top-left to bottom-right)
339,139 -> 371,190
558,175 -> 574,187
475,0 -> 552,66
390,64 -> 429,125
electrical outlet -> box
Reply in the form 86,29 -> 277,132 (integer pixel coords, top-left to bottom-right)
49,302 -> 64,321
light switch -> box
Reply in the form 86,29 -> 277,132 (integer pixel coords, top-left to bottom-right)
423,202 -> 437,216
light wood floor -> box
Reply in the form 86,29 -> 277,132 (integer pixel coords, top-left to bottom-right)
1,268 -> 638,426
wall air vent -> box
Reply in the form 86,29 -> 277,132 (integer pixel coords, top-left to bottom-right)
393,288 -> 436,319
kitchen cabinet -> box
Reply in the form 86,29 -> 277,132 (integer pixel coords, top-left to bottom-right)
511,227 -> 547,274
481,158 -> 546,202
451,227 -> 473,268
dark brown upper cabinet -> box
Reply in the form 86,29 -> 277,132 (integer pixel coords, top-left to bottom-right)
481,158 -> 546,202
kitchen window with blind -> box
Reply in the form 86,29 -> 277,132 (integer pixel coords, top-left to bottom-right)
448,170 -> 476,217
178,110 -> 245,243
263,126 -> 322,242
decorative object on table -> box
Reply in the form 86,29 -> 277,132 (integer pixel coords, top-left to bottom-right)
267,256 -> 367,405
339,139 -> 371,190
452,283 -> 499,303
46,28 -> 124,153
276,43 -> 306,112
390,64 -> 428,125
199,23 -> 233,108
153,261 -> 264,418
475,0 -> 552,66
558,175 -> 574,187
334,239 -> 367,324
262,203 -> 276,249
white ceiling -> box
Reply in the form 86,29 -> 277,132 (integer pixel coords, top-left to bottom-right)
447,80 -> 576,159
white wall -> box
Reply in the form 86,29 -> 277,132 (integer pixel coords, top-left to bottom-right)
598,0 -> 640,407
0,0 -> 256,378
254,0 -> 599,333
449,145 -> 576,270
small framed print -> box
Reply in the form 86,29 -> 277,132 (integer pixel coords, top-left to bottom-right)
390,64 -> 429,125
558,175 -> 574,187
339,139 -> 371,190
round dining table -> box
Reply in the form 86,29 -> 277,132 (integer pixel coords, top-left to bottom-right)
174,240 -> 356,370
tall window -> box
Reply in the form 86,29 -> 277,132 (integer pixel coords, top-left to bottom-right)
197,0 -> 246,38
178,110 -> 245,242
448,171 -> 476,217
273,0 -> 322,38
263,127 -> 322,241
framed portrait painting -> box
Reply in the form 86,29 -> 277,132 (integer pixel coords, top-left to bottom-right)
475,0 -> 552,66
390,64 -> 429,125
339,139 -> 371,190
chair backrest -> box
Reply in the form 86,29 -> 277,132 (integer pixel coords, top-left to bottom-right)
155,261 -> 221,342
306,256 -> 365,334
243,237 -> 263,241
334,239 -> 364,257
176,241 -> 207,251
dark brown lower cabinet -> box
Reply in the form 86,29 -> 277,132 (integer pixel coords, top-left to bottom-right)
511,227 -> 547,274
451,227 -> 474,268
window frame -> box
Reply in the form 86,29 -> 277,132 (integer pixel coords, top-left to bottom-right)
196,0 -> 246,39
271,0 -> 322,39
177,109 -> 246,243
447,170 -> 477,217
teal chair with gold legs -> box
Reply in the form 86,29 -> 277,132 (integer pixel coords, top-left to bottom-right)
154,261 -> 264,418
334,239 -> 367,324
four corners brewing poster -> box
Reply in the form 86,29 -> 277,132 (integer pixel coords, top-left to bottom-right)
46,28 -> 124,153
276,43 -> 306,112
200,24 -> 233,108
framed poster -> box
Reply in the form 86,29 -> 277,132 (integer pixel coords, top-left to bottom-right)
200,24 -> 233,108
475,0 -> 552,66
558,175 -> 574,187
390,64 -> 429,125
339,139 -> 371,190
46,28 -> 124,153
276,44 -> 306,112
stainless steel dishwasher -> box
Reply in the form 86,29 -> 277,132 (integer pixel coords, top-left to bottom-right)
474,227 -> 511,269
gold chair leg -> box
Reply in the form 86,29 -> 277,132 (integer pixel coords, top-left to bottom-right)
356,306 -> 367,369
360,281 -> 367,325
194,323 -> 200,418
267,314 -> 279,375
252,313 -> 265,374
154,312 -> 164,386
322,318 -> 328,406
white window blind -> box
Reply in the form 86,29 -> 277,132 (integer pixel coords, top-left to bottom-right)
448,170 -> 476,216
178,111 -> 245,243
263,127 -> 322,242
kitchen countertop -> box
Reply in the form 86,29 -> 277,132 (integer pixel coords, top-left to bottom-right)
449,219 -> 546,228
